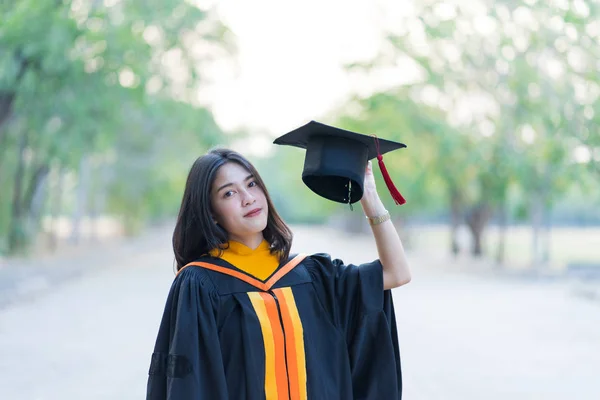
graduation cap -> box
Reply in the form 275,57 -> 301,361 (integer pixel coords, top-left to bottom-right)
273,120 -> 407,205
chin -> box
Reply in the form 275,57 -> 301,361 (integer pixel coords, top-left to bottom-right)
238,212 -> 268,234
257,218 -> 268,232
243,217 -> 268,234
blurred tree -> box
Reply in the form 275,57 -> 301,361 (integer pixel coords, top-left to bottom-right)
330,93 -> 473,244
339,0 -> 597,266
0,0 -> 233,254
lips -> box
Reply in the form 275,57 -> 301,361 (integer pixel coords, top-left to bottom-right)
244,208 -> 262,218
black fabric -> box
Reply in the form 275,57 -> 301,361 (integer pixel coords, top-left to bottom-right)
306,254 -> 402,399
146,253 -> 402,399
146,267 -> 228,399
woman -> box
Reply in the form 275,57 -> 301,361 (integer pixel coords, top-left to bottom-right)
146,148 -> 411,400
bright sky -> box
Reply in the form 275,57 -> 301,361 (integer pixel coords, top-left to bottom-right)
199,0 -> 416,141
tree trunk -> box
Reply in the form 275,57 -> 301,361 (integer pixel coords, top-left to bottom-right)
0,50 -> 33,132
541,201 -> 552,266
0,99 -> 15,190
89,160 -> 110,241
495,200 -> 507,266
24,164 -> 50,216
0,92 -> 15,131
471,231 -> 482,256
48,168 -> 65,252
465,202 -> 492,257
25,164 -> 50,241
530,191 -> 544,267
8,131 -> 29,252
449,189 -> 462,256
12,159 -> 51,251
70,156 -> 91,244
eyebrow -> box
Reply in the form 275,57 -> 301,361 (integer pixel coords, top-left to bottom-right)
216,174 -> 254,193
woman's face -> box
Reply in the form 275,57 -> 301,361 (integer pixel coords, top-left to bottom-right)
210,162 -> 269,244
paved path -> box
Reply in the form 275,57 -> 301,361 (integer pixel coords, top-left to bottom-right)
0,226 -> 599,399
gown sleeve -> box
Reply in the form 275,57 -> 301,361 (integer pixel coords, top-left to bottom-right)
146,267 -> 228,400
307,253 -> 402,399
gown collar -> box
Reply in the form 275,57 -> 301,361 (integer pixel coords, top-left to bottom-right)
181,253 -> 307,292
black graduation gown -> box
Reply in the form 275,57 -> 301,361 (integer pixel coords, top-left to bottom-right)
146,253 -> 402,400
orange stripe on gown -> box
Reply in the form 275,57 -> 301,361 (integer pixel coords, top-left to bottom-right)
259,292 -> 290,400
274,287 -> 307,400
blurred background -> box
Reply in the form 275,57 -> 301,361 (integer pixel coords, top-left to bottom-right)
1,0 -> 599,399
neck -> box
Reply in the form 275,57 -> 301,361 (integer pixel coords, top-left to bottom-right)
229,232 -> 265,250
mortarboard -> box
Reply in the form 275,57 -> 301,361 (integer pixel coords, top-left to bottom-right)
273,120 -> 407,205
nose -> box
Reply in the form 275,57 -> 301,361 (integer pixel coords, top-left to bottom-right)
241,188 -> 256,207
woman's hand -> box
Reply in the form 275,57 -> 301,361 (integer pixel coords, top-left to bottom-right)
363,160 -> 377,193
360,161 -> 386,217
360,160 -> 411,290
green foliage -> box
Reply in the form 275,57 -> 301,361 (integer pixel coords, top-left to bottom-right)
331,0 -> 600,260
256,147 -> 340,224
0,0 -> 231,253
340,0 -> 599,225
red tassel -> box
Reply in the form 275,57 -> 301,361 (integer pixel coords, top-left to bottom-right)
377,155 -> 406,205
373,135 -> 406,205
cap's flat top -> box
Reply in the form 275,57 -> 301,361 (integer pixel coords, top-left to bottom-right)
273,120 -> 406,159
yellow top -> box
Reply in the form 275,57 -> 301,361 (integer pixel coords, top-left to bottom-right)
210,239 -> 280,281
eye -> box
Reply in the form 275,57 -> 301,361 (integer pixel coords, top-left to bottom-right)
223,190 -> 234,198
248,181 -> 257,188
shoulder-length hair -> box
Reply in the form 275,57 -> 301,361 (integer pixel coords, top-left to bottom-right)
172,148 -> 293,270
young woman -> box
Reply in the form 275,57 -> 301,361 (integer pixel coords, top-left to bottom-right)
146,148 -> 411,400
